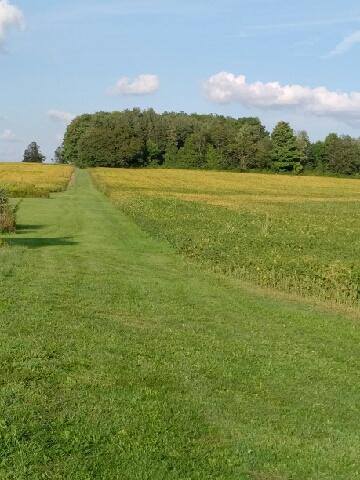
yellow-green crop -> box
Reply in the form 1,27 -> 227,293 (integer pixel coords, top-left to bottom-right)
0,163 -> 74,197
91,168 -> 360,306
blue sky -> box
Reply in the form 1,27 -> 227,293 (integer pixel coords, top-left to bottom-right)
1,0 -> 360,161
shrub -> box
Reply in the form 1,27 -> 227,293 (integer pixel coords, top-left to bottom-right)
0,187 -> 17,233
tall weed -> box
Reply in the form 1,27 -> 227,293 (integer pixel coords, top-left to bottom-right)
0,187 -> 17,233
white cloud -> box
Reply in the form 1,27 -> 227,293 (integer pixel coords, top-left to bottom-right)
48,110 -> 75,124
204,72 -> 360,124
0,128 -> 18,141
0,0 -> 24,49
108,74 -> 160,96
327,30 -> 360,57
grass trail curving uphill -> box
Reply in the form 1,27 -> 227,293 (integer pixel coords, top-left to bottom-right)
1,170 -> 359,479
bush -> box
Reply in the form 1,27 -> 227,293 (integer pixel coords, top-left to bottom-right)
0,187 -> 17,233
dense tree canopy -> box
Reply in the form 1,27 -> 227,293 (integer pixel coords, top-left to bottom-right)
62,109 -> 360,176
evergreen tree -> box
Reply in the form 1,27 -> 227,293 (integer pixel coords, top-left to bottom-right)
271,122 -> 302,173
23,142 -> 45,163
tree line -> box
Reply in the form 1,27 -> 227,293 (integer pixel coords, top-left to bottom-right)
33,109 -> 360,175
21,142 -> 66,164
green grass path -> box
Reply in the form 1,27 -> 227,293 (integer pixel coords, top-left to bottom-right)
1,170 -> 360,479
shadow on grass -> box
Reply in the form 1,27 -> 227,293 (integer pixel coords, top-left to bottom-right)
16,224 -> 45,234
7,237 -> 78,249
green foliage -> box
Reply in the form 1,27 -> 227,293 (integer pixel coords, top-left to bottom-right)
54,144 -> 65,164
163,144 -> 178,167
63,109 -> 271,171
62,109 -> 360,176
296,130 -> 311,167
324,133 -> 360,175
309,140 -> 326,171
205,144 -> 223,169
226,122 -> 271,170
307,135 -> 360,176
175,131 -> 208,168
78,125 -> 145,168
271,122 -> 302,172
146,139 -> 162,165
23,142 -> 45,163
62,114 -> 94,165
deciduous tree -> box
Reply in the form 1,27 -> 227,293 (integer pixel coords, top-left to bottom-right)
23,142 -> 45,163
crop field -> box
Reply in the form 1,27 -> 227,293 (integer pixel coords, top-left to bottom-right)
91,168 -> 360,307
0,163 -> 74,197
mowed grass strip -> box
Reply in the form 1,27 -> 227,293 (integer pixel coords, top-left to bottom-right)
1,170 -> 360,479
91,168 -> 360,306
0,163 -> 74,197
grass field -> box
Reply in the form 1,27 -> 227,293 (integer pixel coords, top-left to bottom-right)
1,168 -> 360,478
91,168 -> 360,307
0,163 -> 74,197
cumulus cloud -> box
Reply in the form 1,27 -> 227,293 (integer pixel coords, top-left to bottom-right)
204,72 -> 360,124
48,110 -> 75,124
327,30 -> 360,57
0,128 -> 18,141
108,74 -> 160,96
0,0 -> 24,49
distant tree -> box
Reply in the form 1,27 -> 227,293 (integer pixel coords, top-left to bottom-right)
163,144 -> 178,167
309,141 -> 326,171
296,131 -> 311,168
63,114 -> 94,164
146,139 -> 162,165
77,122 -> 145,168
271,122 -> 302,173
175,131 -> 208,168
23,142 -> 45,163
324,134 -> 360,175
61,108 -> 360,176
255,136 -> 273,170
227,122 -> 271,170
54,144 -> 65,164
205,144 -> 223,170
